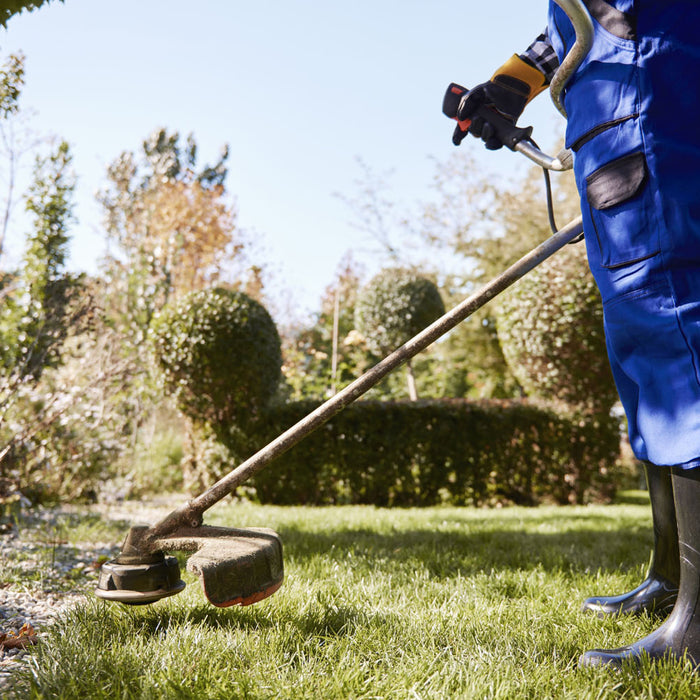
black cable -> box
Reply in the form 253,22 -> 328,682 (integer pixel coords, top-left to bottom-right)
528,137 -> 583,244
527,137 -> 558,234
542,166 -> 559,234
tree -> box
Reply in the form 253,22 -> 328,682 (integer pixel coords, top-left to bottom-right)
151,287 -> 282,431
0,51 -> 40,264
0,141 -> 81,380
1,0 -> 61,28
355,268 -> 445,400
98,128 -> 249,343
0,140 -> 97,499
94,128 -> 263,481
1,141 -> 80,376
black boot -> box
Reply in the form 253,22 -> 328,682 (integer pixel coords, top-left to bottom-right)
579,466 -> 700,669
581,462 -> 679,617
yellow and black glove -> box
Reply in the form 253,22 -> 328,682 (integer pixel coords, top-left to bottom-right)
447,55 -> 548,149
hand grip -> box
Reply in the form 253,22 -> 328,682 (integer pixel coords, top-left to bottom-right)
442,82 -> 533,151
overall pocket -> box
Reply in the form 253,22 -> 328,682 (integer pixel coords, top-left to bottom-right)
585,151 -> 660,269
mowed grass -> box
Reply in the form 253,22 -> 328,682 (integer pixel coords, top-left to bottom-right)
10,496 -> 700,699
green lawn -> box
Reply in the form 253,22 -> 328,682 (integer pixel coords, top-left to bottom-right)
9,497 -> 700,699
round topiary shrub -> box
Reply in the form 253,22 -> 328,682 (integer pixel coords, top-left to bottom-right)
150,287 -> 282,429
495,242 -> 617,415
355,268 -> 445,355
354,268 -> 446,400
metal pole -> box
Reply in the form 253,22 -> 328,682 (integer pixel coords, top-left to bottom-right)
330,285 -> 340,396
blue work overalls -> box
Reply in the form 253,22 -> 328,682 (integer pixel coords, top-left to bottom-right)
548,0 -> 700,468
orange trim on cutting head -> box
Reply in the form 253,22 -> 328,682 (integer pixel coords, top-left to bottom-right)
208,578 -> 284,607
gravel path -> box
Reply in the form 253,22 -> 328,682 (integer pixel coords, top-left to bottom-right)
0,588 -> 87,688
0,498 -> 181,692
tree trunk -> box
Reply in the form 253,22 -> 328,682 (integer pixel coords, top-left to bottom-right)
406,359 -> 418,401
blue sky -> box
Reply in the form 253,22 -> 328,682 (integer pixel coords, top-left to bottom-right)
0,0 -> 564,318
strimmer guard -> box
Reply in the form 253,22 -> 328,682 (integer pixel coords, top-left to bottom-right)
96,522 -> 283,607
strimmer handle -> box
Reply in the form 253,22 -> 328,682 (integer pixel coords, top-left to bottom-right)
443,82 -> 572,171
442,82 -> 533,151
444,0 -> 594,170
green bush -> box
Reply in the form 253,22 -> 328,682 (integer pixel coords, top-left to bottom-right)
355,268 -> 445,354
150,288 -> 282,431
495,242 -> 617,415
218,398 -> 621,506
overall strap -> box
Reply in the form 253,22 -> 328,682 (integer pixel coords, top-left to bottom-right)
584,0 -> 636,40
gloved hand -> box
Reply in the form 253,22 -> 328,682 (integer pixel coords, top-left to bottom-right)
451,55 -> 548,149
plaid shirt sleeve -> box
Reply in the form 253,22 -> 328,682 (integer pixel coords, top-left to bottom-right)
520,30 -> 559,85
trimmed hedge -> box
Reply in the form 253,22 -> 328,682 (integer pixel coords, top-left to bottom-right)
226,398 -> 621,506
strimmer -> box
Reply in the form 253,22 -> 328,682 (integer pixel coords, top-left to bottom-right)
96,0 -> 593,608
95,215 -> 583,607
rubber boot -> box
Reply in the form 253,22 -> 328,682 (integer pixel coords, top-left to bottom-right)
581,463 -> 680,617
579,466 -> 700,669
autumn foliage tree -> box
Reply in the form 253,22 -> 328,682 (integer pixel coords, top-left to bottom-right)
98,129 -> 251,342
92,129 -> 264,491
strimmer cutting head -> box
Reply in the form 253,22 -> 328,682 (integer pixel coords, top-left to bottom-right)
95,552 -> 186,605
96,524 -> 284,607
96,525 -> 187,605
